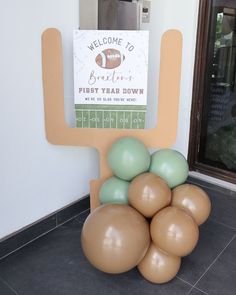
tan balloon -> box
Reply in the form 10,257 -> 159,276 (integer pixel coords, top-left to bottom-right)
171,184 -> 211,225
151,206 -> 199,257
128,173 -> 171,218
138,243 -> 181,284
81,204 -> 150,274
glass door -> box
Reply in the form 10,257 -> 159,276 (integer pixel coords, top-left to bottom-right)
189,0 -> 236,183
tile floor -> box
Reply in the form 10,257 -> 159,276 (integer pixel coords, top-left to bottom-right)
0,181 -> 236,295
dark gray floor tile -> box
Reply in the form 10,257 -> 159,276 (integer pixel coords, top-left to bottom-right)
0,182 -> 235,295
188,287 -> 208,295
188,177 -> 236,230
187,176 -> 236,197
0,197 -> 90,260
0,215 -> 56,260
207,190 -> 236,230
74,265 -> 191,295
137,277 -> 191,295
178,219 -> 235,285
0,225 -> 84,295
0,279 -> 17,295
75,209 -> 90,224
196,236 -> 236,295
0,222 -> 191,295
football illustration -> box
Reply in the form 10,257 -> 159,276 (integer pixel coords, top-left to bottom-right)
95,48 -> 125,69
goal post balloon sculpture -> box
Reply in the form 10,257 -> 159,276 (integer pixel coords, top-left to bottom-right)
41,29 -> 212,284
41,28 -> 183,210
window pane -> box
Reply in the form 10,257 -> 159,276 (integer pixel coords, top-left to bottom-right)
199,2 -> 236,172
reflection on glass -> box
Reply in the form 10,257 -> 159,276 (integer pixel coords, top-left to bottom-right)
200,5 -> 236,172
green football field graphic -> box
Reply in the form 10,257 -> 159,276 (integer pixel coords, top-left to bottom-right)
75,104 -> 146,129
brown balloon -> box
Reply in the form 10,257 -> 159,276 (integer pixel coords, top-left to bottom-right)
151,206 -> 199,257
138,243 -> 181,284
171,184 -> 211,225
128,172 -> 171,218
81,204 -> 150,274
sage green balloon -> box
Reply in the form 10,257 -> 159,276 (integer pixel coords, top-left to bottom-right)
149,149 -> 189,188
99,177 -> 130,204
108,137 -> 151,181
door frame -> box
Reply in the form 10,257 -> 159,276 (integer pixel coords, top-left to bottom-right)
188,0 -> 236,184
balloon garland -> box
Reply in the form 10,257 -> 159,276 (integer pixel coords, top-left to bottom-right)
81,137 -> 211,284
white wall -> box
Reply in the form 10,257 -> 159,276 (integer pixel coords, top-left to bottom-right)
79,0 -> 98,29
0,0 -> 99,240
143,0 -> 200,157
0,0 -> 200,239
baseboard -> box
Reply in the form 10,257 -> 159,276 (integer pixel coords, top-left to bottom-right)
0,195 -> 90,260
1,177 -> 234,261
189,171 -> 236,192
187,175 -> 236,197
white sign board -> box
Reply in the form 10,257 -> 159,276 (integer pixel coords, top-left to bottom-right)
73,30 -> 149,129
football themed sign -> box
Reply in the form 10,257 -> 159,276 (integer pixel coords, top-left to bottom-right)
73,30 -> 149,129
